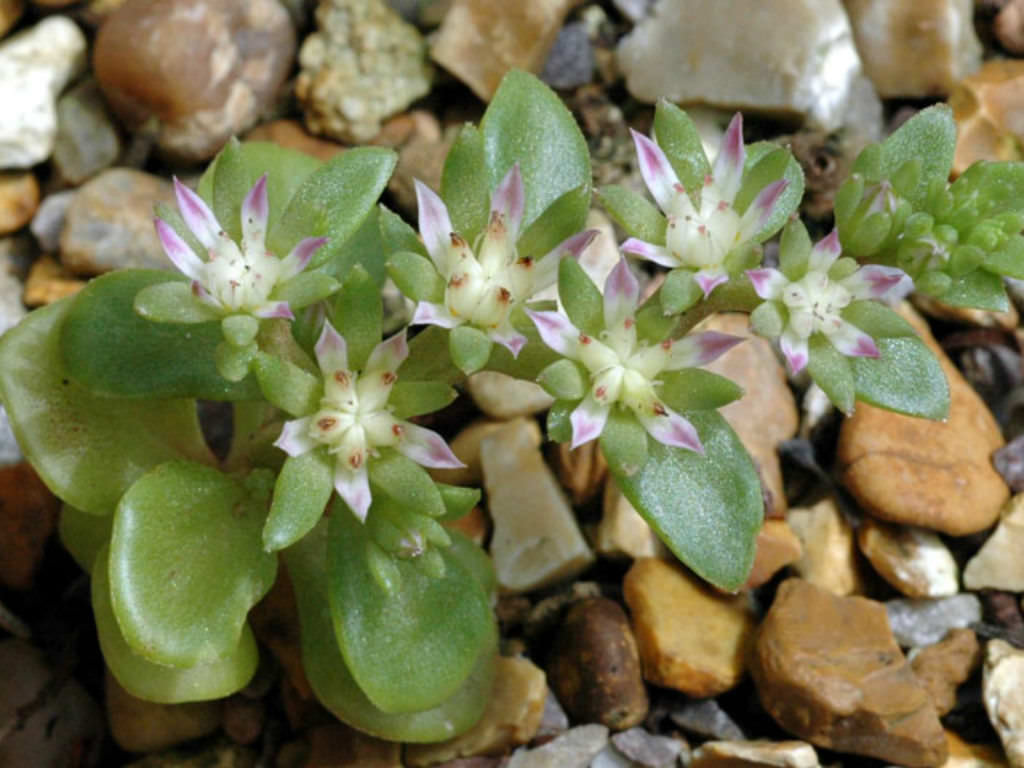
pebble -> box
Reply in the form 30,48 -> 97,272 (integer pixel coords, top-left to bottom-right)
404,656 -> 546,766
430,419 -> 513,487
0,0 -> 23,39
505,723 -> 609,768
481,418 -> 594,593
0,171 -> 38,236
911,292 -> 1019,332
616,0 -> 862,131
950,59 -> 1024,177
669,698 -> 745,741
467,371 -> 555,420
689,740 -> 820,768
964,494 -> 1024,591
910,629 -> 981,717
838,305 -> 1008,536
550,440 -> 607,506
23,255 -> 85,306
594,479 -> 668,561
844,0 -> 981,98
745,519 -> 803,590
388,112 -> 452,216
297,0 -> 432,144
623,558 -> 755,697
994,436 -> 1024,494
244,119 -> 346,163
535,688 -> 569,739
430,0 -> 579,101
983,639 -> 1024,768
996,0 -> 1024,54
59,168 -> 177,275
540,21 -> 594,90
0,462 -> 58,590
857,518 -> 959,598
886,594 -> 983,649
785,496 -> 865,596
105,671 -> 222,753
52,78 -> 122,186
94,0 -> 296,163
611,727 -> 684,767
222,695 -> 265,746
30,190 -> 74,254
943,730 -> 1008,768
750,579 -> 947,767
0,16 -> 86,169
304,722 -> 402,767
546,597 -> 649,730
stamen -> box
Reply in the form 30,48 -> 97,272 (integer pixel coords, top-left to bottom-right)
334,371 -> 350,386
349,452 -> 363,469
381,372 -> 397,385
579,334 -> 591,345
317,417 -> 337,430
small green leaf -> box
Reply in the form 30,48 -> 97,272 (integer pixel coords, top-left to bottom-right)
109,461 -> 277,666
134,281 -> 221,324
806,335 -> 856,414
398,326 -> 464,388
537,358 -> 587,401
388,379 -> 457,420
450,325 -> 492,376
273,272 -> 340,311
516,184 -> 590,261
737,143 -> 804,241
657,369 -> 743,412
749,301 -> 784,339
779,219 -> 812,280
252,352 -> 322,417
985,234 -> 1024,279
939,268 -> 1010,311
876,105 -> 956,206
612,411 -> 763,591
379,204 -> 429,259
387,250 -> 445,303
547,400 -> 573,443
441,124 -> 490,245
436,484 -> 481,522
559,258 -> 603,336
216,340 -> 257,382
599,408 -> 649,477
264,449 -> 333,551
59,503 -> 113,573
653,100 -> 711,194
322,205 -> 389,285
331,264 -> 381,370
660,269 -> 701,315
596,185 -> 667,244
483,307 -> 561,380
368,450 -> 446,520
222,315 -> 260,348
852,336 -> 950,420
841,300 -> 915,339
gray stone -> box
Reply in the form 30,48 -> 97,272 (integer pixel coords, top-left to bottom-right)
540,22 -> 593,90
617,0 -> 862,131
610,0 -> 653,22
30,190 -> 75,254
505,724 -> 609,768
0,16 -> 87,168
52,79 -> 122,185
611,727 -> 685,767
668,698 -> 744,741
886,594 -> 983,649
0,244 -> 25,338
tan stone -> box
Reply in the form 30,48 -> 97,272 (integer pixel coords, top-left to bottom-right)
838,305 -> 1008,536
23,255 -> 84,306
910,629 -> 981,716
387,112 -> 453,216
750,579 -> 947,767
105,671 -> 221,753
430,418 -> 522,487
481,418 -> 594,592
744,519 -> 803,590
786,496 -> 865,596
0,171 -> 38,235
844,0 -> 980,98
857,518 -> 958,598
912,292 -> 1019,332
983,639 -> 1024,768
996,0 -> 1024,56
431,0 -> 580,101
949,59 -> 1024,177
467,370 -> 554,420
244,119 -> 346,163
550,439 -> 607,506
594,478 -> 668,561
623,558 -> 755,697
943,730 -> 1008,768
965,494 -> 1024,591
701,313 -> 799,518
304,723 -> 401,767
405,655 -> 546,766
0,0 -> 23,39
690,740 -> 820,768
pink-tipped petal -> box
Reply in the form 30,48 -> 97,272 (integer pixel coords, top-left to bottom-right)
412,301 -> 461,329
830,322 -> 880,359
779,333 -> 809,374
366,329 -> 409,373
414,179 -> 454,272
489,325 -> 528,358
693,270 -> 729,298
173,178 -> 221,250
532,229 -> 601,290
526,309 -> 581,357
630,129 -> 681,212
638,403 -> 703,454
604,257 -> 640,330
491,163 -> 525,242
738,179 -> 788,240
843,265 -> 912,303
315,320 -> 348,373
241,174 -> 269,253
569,396 -> 610,449
397,422 -> 465,469
712,113 -> 745,201
335,464 -> 372,522
191,280 -> 220,309
254,301 -> 294,320
282,236 -> 328,278
746,267 -> 788,300
808,229 -> 841,272
274,417 -> 316,457
155,218 -> 204,281
666,331 -> 744,370
621,237 -> 678,268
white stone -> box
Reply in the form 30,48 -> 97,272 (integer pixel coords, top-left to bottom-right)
858,520 -> 959,598
984,639 -> 1024,768
481,418 -> 594,593
594,478 -> 668,560
691,740 -> 820,768
617,0 -> 862,131
965,495 -> 1024,591
886,594 -> 982,649
505,724 -> 609,768
0,16 -> 86,169
786,496 -> 864,595
467,370 -> 554,420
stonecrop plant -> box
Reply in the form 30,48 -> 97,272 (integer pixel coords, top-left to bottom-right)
1,71 -> 1022,741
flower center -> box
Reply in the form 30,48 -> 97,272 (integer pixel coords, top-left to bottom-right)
665,181 -> 741,270
307,368 -> 400,468
203,235 -> 282,312
783,271 -> 852,338
444,215 -> 519,329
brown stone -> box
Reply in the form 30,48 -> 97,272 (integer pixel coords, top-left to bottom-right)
94,0 -> 296,162
105,671 -> 221,753
249,567 -> 312,700
0,462 -> 59,590
550,440 -> 607,507
943,730 -> 1007,768
222,695 -> 265,747
304,723 -> 401,767
387,111 -> 450,216
838,305 -> 1008,536
750,579 -> 947,767
912,292 -> 1019,332
744,519 -> 803,590
910,629 -> 981,716
949,59 -> 1024,177
623,558 -> 755,697
0,0 -> 23,39
23,255 -> 84,306
245,119 -> 346,164
443,504 -> 490,546
546,597 -> 648,730
857,518 -> 958,598
0,171 -> 38,236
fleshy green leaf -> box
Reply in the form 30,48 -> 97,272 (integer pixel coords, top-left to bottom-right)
852,336 -> 950,420
62,270 -> 260,400
599,407 -> 649,477
559,258 -> 603,336
515,184 -> 590,262
0,299 -> 215,515
841,300 -> 915,339
436,484 -> 481,522
264,449 -> 333,552
657,369 -> 743,413
481,70 -> 591,233
653,100 -> 710,194
59,503 -> 113,573
368,450 -> 446,520
864,105 -> 954,206
984,234 -> 1024,279
736,142 -> 804,241
660,269 -> 701,315
273,272 -> 341,311
547,400 -> 573,443
779,219 -> 812,280
327,499 -> 494,713
93,544 -> 258,703
331,264 -> 382,371
379,204 -> 429,260
612,410 -> 763,591
450,325 -> 492,376
441,124 -> 490,245
387,250 -> 446,303
109,461 -> 277,666
399,326 -> 464,388
388,380 -> 457,419
938,268 -> 1010,312
596,185 -> 667,244
322,205 -> 389,285
537,358 -> 587,401
134,281 -> 221,324
806,335 -> 856,415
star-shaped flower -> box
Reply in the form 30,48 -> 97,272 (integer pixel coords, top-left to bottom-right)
527,257 -> 743,453
154,175 -> 327,320
621,114 -> 788,298
412,164 -> 596,357
273,322 -> 463,522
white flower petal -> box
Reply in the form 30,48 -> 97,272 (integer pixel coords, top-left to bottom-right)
603,257 -> 640,332
240,174 -> 269,256
637,401 -> 703,454
830,321 -> 880,359
779,331 -> 810,374
531,229 -> 600,292
491,163 -> 525,243
665,331 -> 744,370
173,177 -> 221,250
489,324 -> 528,358
621,237 -> 678,268
253,301 -> 294,320
570,395 -> 610,449
335,463 -> 372,522
274,417 -> 316,457
366,329 -> 409,374
154,218 -> 204,281
842,265 -> 912,303
693,269 -> 729,298
738,179 -> 788,240
315,320 -> 349,373
746,267 -> 788,300
630,129 -> 682,212
412,300 -> 461,329
526,309 -> 581,357
808,229 -> 841,272
281,236 -> 328,279
396,422 -> 465,469
414,179 -> 454,273
712,113 -> 745,202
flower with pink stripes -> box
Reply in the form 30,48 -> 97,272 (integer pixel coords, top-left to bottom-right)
622,114 -> 788,298
273,321 -> 463,522
154,175 -> 326,320
527,258 -> 743,454
746,230 -> 912,374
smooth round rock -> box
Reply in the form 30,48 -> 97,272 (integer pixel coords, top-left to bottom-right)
0,171 -> 39,235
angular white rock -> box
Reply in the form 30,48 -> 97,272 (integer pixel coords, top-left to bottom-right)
786,496 -> 864,595
983,639 -> 1024,768
467,371 -> 554,420
965,494 -> 1024,591
886,594 -> 982,649
481,418 -> 594,593
616,0 -> 863,131
506,724 -> 609,768
0,16 -> 86,169
691,740 -> 820,768
595,479 -> 668,560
